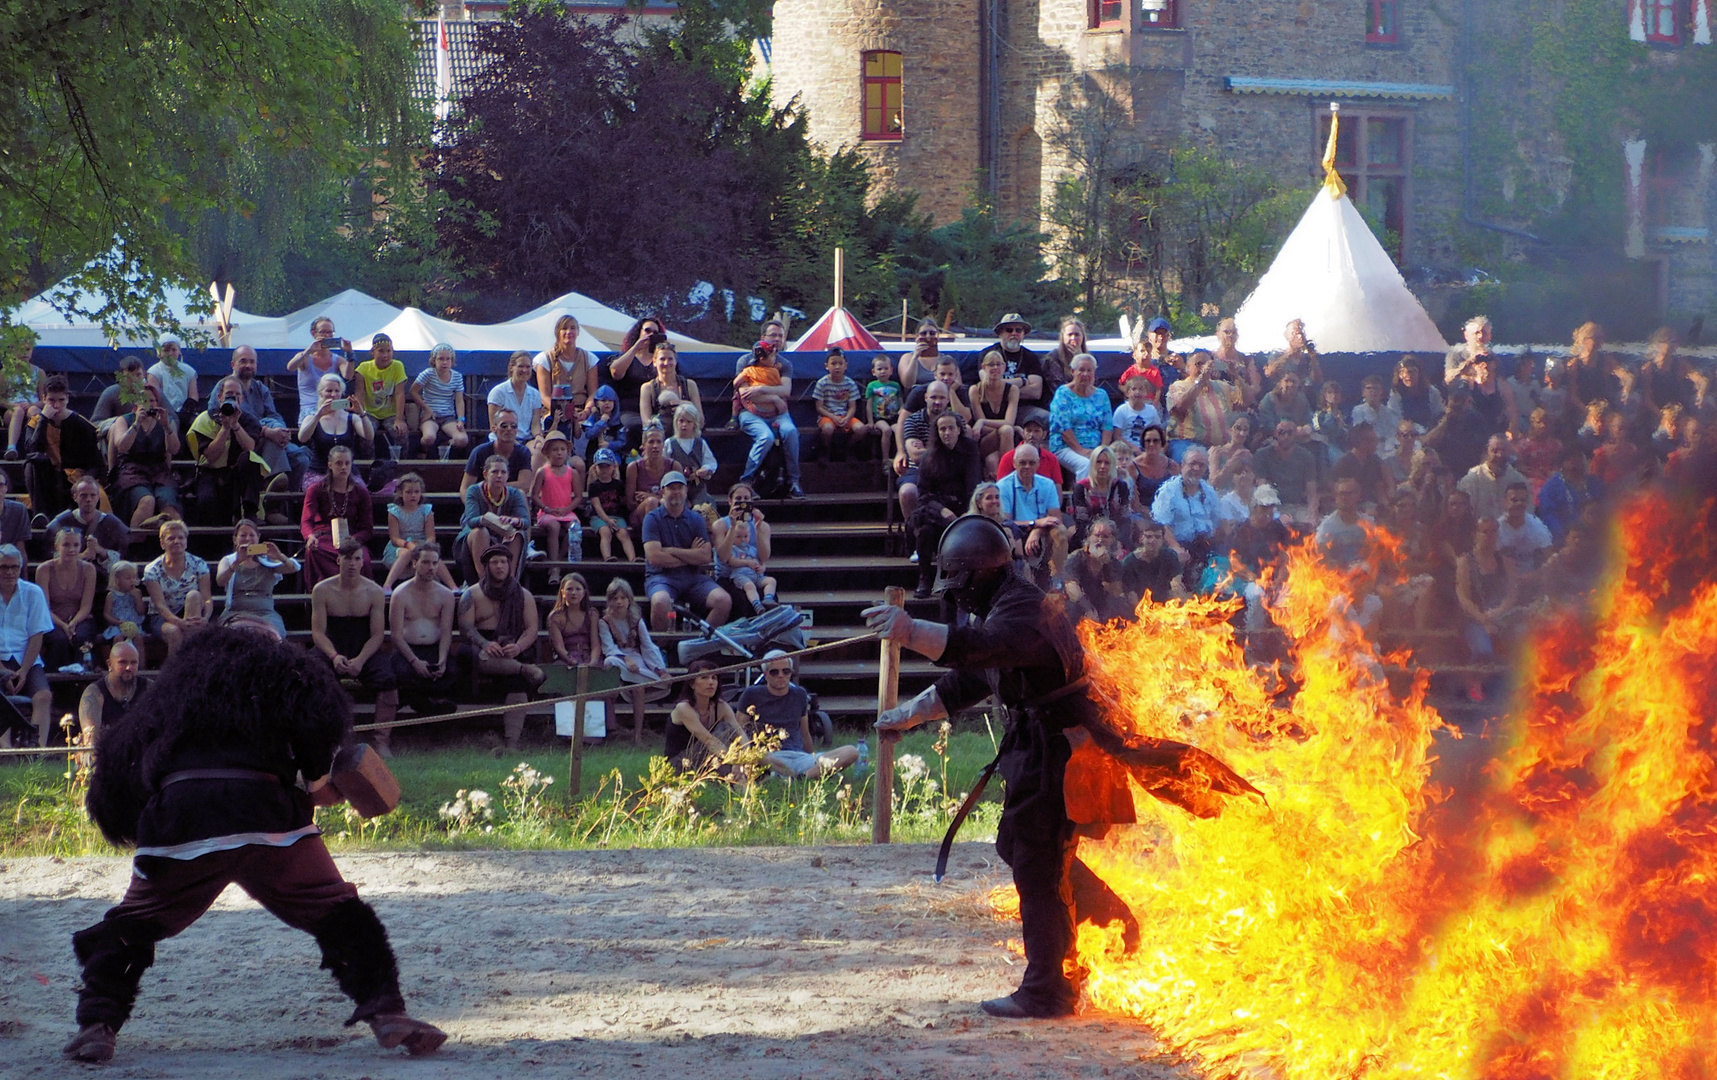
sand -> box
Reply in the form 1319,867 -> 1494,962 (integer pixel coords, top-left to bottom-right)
0,843 -> 1193,1079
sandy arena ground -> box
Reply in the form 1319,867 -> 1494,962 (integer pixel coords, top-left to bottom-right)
0,843 -> 1194,1079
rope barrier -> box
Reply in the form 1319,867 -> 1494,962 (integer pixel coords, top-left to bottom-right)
0,631 -> 884,757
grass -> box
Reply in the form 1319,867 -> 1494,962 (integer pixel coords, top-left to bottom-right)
0,724 -> 1006,858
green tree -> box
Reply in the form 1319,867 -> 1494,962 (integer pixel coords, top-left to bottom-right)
1,0 -> 422,336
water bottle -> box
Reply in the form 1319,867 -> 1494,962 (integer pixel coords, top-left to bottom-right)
80,643 -> 93,671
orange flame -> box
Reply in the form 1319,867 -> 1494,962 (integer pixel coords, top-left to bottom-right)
1005,494 -> 1717,1077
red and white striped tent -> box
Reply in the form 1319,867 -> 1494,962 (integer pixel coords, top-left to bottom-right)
789,307 -> 882,352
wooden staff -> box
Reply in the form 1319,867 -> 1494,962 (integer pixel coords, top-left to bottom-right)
872,584 -> 906,844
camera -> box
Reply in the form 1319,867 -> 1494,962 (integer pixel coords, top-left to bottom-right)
646,331 -> 667,348
219,401 -> 238,418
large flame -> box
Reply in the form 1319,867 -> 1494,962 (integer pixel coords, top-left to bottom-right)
1025,493 -> 1717,1077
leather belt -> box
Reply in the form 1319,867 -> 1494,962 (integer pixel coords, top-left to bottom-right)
161,768 -> 281,787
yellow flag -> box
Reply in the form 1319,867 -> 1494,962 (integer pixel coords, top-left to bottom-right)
1322,107 -> 1348,199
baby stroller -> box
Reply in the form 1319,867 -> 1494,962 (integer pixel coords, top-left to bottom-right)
673,603 -> 833,748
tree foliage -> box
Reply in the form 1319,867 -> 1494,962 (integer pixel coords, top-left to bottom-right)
0,0 -> 422,336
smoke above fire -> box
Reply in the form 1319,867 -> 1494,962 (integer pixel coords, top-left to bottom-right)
1014,490 -> 1717,1077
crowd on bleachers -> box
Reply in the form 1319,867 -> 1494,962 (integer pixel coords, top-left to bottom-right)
0,306 -> 1705,754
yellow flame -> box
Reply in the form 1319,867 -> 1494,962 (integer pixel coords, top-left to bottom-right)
1322,106 -> 1348,199
996,500 -> 1717,1077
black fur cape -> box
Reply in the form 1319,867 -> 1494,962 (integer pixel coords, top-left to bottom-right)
86,627 -> 353,847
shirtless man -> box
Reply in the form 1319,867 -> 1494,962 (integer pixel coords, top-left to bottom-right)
311,540 -> 400,755
388,543 -> 465,714
458,547 -> 545,748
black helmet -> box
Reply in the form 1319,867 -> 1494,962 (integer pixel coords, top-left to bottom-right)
937,515 -> 1013,573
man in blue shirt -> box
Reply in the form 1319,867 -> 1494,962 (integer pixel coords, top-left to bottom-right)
1150,447 -> 1221,591
642,472 -> 732,632
0,544 -> 54,747
996,443 -> 1066,580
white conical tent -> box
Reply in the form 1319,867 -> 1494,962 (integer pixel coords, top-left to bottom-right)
351,307 -> 608,354
1232,188 -> 1447,355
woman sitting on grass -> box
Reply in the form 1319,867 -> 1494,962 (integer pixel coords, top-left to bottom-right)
666,658 -> 748,775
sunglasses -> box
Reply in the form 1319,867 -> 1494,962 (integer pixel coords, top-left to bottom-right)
765,667 -> 792,676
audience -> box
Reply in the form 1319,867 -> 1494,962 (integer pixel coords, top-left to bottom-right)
968,350 -> 1020,478
910,412 -> 984,597
381,472 -> 454,591
458,454 -> 530,580
389,542 -> 465,715
458,545 -> 545,749
535,316 -> 599,439
1047,354 -> 1111,482
733,339 -> 803,499
610,316 -> 664,431
0,544 -> 53,747
811,347 -> 871,463
146,335 -> 199,433
600,576 -> 668,724
188,377 -> 267,525
460,407 -> 533,497
713,483 -> 775,613
666,659 -> 747,774
546,572 -> 600,669
584,448 -> 636,561
739,650 -> 864,779
864,354 -> 904,462
1457,435 -> 1529,520
142,520 -> 210,656
298,372 -> 373,486
109,384 -> 182,527
640,342 -> 702,430
22,376 -> 103,522
216,519 -> 299,637
984,313 -> 1048,410
642,470 -> 731,632
996,442 -> 1065,585
488,351 -> 547,448
531,430 -> 584,573
37,526 -> 96,669
310,538 -> 399,749
1151,447 -> 1221,591
301,445 -> 374,587
102,560 -> 149,655
229,345 -> 306,494
355,332 -> 410,458
410,343 -> 470,456
1496,481 -> 1552,570
627,425 -> 671,529
664,404 -> 718,508
1062,517 -> 1132,624
47,477 -> 130,575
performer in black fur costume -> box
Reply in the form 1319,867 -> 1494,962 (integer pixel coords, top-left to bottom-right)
64,625 -> 445,1062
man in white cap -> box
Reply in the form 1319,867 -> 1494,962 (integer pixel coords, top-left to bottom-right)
642,470 -> 731,632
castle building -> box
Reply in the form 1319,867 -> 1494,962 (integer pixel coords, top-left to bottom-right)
769,0 -> 1716,314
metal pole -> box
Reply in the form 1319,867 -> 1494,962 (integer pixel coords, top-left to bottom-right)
872,584 -> 906,843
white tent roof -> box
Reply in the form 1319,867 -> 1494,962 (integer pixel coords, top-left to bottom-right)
352,307 -> 609,354
11,282 -> 288,349
282,289 -> 403,347
1232,189 -> 1447,355
505,291 -> 742,351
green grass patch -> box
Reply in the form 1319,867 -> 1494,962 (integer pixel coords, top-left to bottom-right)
1,725 -> 1006,857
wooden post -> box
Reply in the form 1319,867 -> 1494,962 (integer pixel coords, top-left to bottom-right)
872,584 -> 906,844
900,298 -> 909,341
566,666 -> 589,802
833,247 -> 845,311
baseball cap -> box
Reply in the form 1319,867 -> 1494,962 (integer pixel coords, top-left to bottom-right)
593,448 -> 619,466
1146,317 -> 1171,334
661,470 -> 688,487
1252,484 -> 1282,507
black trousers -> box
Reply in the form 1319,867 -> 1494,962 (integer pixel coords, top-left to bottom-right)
25,458 -> 74,521
994,717 -> 1077,1014
71,836 -> 404,1030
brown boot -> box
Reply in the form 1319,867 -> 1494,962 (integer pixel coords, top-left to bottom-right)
62,1023 -> 116,1062
368,1013 -> 446,1055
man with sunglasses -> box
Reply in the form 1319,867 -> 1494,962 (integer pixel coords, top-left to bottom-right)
459,408 -> 533,497
980,314 -> 1047,407
736,650 -> 862,779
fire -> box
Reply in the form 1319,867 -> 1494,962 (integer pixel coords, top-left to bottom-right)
1009,493 -> 1717,1077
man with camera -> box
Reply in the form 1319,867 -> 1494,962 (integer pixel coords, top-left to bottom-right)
186,378 -> 268,525
230,345 -> 308,496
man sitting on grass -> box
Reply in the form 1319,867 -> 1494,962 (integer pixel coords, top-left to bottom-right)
737,650 -> 865,779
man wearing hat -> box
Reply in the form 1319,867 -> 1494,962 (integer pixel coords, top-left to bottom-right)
980,314 -> 1049,410
642,470 -> 732,632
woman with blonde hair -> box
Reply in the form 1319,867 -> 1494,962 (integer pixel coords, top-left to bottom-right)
534,315 -> 597,433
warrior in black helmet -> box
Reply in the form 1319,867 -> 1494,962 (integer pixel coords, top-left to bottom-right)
866,515 -> 1256,1019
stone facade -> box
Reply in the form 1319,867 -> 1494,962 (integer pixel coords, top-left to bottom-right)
771,0 -> 1463,266
769,0 -> 984,224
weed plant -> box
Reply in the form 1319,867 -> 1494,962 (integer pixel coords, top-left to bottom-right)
2,725 -> 1005,857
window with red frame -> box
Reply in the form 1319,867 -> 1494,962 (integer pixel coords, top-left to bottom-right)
1645,0 -> 1680,43
861,51 -> 903,141
1366,0 -> 1399,42
1140,0 -> 1180,27
1091,0 -> 1124,27
1318,111 -> 1411,262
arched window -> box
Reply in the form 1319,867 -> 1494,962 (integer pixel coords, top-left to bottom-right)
1645,0 -> 1681,43
861,51 -> 903,141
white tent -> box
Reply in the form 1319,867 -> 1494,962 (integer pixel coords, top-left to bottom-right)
352,307 -> 609,354
1231,187 -> 1447,355
282,289 -> 403,346
11,282 -> 288,349
504,290 -> 739,351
